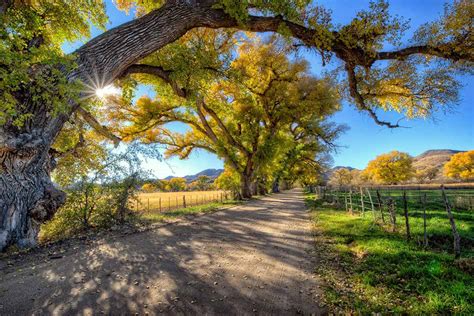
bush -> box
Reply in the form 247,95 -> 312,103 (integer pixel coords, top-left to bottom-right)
40,177 -> 139,243
40,142 -> 159,243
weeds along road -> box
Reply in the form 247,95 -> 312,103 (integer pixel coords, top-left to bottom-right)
0,189 -> 324,315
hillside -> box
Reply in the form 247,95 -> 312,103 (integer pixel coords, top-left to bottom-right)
326,149 -> 465,183
412,149 -> 464,181
163,168 -> 224,183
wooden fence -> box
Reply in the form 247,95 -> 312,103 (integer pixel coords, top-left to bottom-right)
132,191 -> 232,213
311,185 -> 474,258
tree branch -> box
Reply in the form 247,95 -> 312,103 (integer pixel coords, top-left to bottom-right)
121,64 -> 188,98
345,64 -> 402,128
200,102 -> 250,155
76,107 -> 122,146
376,44 -> 473,63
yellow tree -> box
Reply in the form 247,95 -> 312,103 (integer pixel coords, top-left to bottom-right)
363,151 -> 414,185
141,183 -> 156,193
168,178 -> 187,192
214,168 -> 241,198
109,33 -> 341,198
444,150 -> 474,181
329,168 -> 353,187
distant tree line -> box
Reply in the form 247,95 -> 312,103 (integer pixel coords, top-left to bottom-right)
141,175 -> 215,193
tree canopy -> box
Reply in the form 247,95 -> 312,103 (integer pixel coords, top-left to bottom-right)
363,150 -> 414,185
105,32 -> 343,197
444,150 -> 474,180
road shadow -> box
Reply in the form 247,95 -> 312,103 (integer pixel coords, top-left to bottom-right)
0,190 -> 325,315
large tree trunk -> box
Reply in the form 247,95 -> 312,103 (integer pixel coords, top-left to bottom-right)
0,149 -> 65,250
257,178 -> 267,195
240,175 -> 253,199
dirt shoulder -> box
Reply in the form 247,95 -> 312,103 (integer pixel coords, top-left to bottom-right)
0,190 -> 325,315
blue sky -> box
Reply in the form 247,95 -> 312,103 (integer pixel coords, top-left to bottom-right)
67,0 -> 473,177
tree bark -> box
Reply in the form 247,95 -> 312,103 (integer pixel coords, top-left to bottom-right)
257,179 -> 267,195
240,174 -> 253,199
0,150 -> 65,250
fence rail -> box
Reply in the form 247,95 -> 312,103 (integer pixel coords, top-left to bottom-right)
310,185 -> 474,258
132,191 -> 232,213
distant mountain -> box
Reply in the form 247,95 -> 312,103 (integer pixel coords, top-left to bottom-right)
414,149 -> 463,160
323,166 -> 357,181
332,166 -> 355,171
163,168 -> 224,183
412,149 -> 464,181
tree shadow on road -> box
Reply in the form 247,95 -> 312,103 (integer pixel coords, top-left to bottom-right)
0,191 -> 325,315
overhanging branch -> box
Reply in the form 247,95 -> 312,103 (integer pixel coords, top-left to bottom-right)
76,107 -> 121,146
345,64 -> 402,129
121,64 -> 188,98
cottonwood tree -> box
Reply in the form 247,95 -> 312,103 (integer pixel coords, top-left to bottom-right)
329,168 -> 354,188
363,150 -> 414,185
0,0 -> 472,250
444,150 -> 474,181
168,177 -> 187,192
109,34 -> 342,198
214,168 -> 241,199
415,166 -> 439,183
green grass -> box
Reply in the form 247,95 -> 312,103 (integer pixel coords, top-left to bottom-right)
139,200 -> 240,223
306,195 -> 474,314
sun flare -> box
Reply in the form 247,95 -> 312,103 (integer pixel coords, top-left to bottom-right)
95,85 -> 121,99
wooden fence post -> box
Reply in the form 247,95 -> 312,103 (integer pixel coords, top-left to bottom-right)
388,198 -> 396,232
422,192 -> 428,248
441,187 -> 461,258
349,189 -> 353,215
403,190 -> 411,240
183,195 -> 187,208
344,192 -> 348,212
376,190 -> 385,223
176,196 -> 178,208
366,188 -> 376,221
168,197 -> 171,211
159,197 -> 162,212
360,187 -> 365,215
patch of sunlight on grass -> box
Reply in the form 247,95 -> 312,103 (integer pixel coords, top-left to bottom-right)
305,193 -> 474,314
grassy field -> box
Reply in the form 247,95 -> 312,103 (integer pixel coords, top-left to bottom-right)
134,190 -> 231,212
305,194 -> 474,314
139,200 -> 239,223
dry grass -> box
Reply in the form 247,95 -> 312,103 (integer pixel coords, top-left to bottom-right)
134,190 -> 231,212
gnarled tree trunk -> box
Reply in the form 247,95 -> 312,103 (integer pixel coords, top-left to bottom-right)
0,148 -> 65,250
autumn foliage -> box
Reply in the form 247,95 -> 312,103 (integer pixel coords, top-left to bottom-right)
444,150 -> 474,180
362,151 -> 414,185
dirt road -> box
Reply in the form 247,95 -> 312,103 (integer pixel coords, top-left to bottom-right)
0,190 -> 324,315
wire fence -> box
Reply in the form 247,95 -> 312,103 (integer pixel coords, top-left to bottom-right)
131,191 -> 233,213
310,185 -> 474,258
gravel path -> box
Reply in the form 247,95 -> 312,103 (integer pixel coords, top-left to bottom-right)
0,189 -> 324,315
